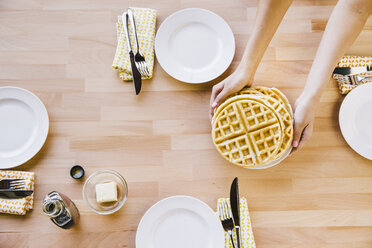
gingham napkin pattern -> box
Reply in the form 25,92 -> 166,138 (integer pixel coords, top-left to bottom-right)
218,198 -> 256,248
0,170 -> 34,215
112,8 -> 156,81
333,56 -> 372,94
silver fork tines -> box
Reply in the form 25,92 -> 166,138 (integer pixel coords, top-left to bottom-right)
348,65 -> 372,85
0,179 -> 26,190
127,8 -> 150,78
219,201 -> 236,248
10,181 -> 26,190
349,74 -> 372,85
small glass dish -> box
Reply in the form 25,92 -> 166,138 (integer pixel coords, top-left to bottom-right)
83,169 -> 128,215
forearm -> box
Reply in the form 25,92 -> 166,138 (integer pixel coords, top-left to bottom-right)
301,0 -> 372,103
238,0 -> 293,77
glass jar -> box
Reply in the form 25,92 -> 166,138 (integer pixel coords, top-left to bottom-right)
42,191 -> 80,229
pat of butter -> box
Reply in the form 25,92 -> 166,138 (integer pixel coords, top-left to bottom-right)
95,181 -> 118,204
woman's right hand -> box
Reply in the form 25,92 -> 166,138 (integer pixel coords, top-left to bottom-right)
209,69 -> 253,120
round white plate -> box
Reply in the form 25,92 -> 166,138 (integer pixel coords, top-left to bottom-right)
339,83 -> 372,159
0,87 -> 49,168
136,195 -> 224,248
155,8 -> 235,83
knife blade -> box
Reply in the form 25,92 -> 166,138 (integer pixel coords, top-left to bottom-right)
0,190 -> 33,199
333,66 -> 371,76
230,177 -> 241,248
122,12 -> 142,95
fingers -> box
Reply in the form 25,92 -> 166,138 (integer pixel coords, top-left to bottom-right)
209,83 -> 224,119
210,84 -> 231,120
290,123 -> 313,155
210,83 -> 224,107
298,122 -> 313,148
292,121 -> 306,148
213,88 -> 230,108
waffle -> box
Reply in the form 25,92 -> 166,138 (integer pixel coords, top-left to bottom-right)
237,87 -> 293,160
212,95 -> 285,167
212,87 -> 293,167
233,87 -> 292,116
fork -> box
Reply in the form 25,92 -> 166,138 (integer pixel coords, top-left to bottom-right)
127,8 -> 150,77
347,65 -> 372,85
219,201 -> 236,248
0,179 -> 26,190
349,74 -> 372,85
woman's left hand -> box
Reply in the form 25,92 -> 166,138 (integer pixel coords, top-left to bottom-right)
290,96 -> 316,155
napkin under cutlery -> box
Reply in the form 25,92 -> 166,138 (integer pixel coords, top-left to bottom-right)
0,170 -> 34,215
218,198 -> 256,248
333,55 -> 372,94
112,7 -> 157,81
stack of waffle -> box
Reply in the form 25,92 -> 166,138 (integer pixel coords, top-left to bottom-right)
211,87 -> 293,168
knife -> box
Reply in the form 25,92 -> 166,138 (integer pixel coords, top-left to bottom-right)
333,66 -> 371,76
0,190 -> 33,199
230,177 -> 241,248
122,12 -> 142,95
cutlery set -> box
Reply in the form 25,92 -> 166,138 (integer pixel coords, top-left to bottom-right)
122,8 -> 150,95
0,179 -> 33,199
219,177 -> 241,248
333,65 -> 372,85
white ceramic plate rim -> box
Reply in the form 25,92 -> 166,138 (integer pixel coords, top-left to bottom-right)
339,82 -> 372,159
136,195 -> 224,248
155,8 -> 235,84
0,86 -> 49,168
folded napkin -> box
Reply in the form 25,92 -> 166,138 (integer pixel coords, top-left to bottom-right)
112,8 -> 157,80
0,170 -> 35,215
218,198 -> 256,248
333,56 -> 372,94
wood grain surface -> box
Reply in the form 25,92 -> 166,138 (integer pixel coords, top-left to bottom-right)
1,0 -> 372,247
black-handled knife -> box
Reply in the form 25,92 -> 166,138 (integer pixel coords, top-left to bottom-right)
0,190 -> 33,199
333,66 -> 371,76
129,50 -> 142,95
123,12 -> 142,95
230,177 -> 241,248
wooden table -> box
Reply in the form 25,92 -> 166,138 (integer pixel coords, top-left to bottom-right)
1,0 -> 372,247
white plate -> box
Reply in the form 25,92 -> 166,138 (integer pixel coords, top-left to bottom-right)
339,83 -> 372,159
155,8 -> 235,83
0,87 -> 49,168
136,195 -> 224,248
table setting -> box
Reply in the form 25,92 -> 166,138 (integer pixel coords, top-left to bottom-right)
0,1 -> 372,247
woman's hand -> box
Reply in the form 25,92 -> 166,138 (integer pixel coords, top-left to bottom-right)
209,69 -> 253,120
291,95 -> 317,154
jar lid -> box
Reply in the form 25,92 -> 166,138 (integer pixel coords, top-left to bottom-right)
70,165 -> 85,179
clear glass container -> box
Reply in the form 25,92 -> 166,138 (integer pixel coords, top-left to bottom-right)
42,191 -> 80,229
83,169 -> 128,215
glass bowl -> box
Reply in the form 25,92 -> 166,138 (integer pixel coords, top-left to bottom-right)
83,169 -> 128,215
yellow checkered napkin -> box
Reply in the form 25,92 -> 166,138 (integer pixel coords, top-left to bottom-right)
0,170 -> 34,215
218,198 -> 256,248
333,56 -> 372,94
112,8 -> 157,81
